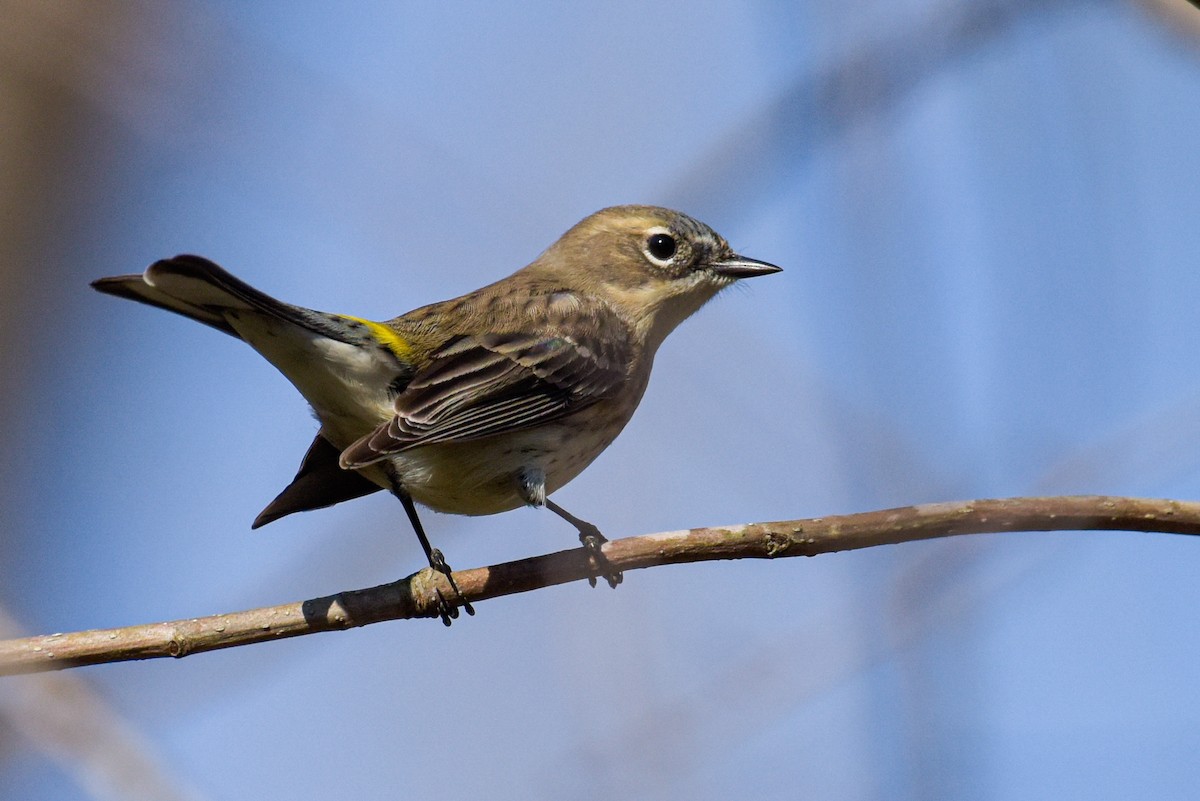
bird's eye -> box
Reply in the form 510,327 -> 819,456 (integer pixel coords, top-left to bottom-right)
646,232 -> 677,262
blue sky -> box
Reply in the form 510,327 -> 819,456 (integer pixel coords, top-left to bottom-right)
3,1 -> 1200,799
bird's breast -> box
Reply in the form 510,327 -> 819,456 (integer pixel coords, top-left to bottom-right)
389,396 -> 640,516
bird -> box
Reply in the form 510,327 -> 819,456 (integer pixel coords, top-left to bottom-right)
92,205 -> 781,623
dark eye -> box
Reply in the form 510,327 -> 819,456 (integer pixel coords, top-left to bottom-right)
646,233 -> 677,262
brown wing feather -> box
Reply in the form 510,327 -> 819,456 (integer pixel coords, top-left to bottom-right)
340,310 -> 631,468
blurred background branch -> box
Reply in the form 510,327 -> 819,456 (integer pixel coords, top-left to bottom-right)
1135,0 -> 1200,45
0,608 -> 207,801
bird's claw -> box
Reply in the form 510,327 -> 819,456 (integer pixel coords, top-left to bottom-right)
578,529 -> 623,589
428,548 -> 475,624
434,588 -> 457,626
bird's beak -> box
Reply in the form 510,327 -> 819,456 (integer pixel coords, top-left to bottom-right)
710,254 -> 782,279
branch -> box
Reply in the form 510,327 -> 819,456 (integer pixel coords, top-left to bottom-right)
3,495 -> 1197,676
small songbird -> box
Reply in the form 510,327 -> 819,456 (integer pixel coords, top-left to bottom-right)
93,205 -> 780,623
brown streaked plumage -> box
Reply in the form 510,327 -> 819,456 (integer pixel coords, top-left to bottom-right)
92,205 -> 780,623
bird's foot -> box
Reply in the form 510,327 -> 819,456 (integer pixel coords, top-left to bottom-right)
427,548 -> 475,625
577,526 -> 623,589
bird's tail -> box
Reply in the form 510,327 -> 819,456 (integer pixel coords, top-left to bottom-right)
93,256 -> 397,527
92,255 -> 377,347
94,254 -> 416,428
91,255 -> 254,337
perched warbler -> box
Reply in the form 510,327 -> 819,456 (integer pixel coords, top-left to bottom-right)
93,205 -> 780,622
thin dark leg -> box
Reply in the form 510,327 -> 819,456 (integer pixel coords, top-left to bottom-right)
390,482 -> 475,624
544,499 -> 623,589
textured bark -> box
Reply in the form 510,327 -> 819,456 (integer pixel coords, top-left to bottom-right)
2,495 -> 1197,675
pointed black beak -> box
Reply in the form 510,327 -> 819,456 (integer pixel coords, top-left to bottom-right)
710,254 -> 783,279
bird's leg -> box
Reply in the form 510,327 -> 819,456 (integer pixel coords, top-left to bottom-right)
518,468 -> 622,589
544,498 -> 623,589
389,480 -> 474,625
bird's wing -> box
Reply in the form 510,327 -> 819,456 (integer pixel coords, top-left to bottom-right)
340,313 -> 631,467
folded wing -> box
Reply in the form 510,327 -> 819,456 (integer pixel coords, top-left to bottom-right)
341,315 -> 631,468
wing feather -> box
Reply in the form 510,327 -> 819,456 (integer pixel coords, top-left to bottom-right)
340,304 -> 631,468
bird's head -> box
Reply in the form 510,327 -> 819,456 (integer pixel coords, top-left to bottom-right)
532,205 -> 781,350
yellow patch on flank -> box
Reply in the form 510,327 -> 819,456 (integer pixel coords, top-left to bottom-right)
339,314 -> 414,361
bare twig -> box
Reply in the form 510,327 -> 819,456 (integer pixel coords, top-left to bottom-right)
1,495 -> 1196,676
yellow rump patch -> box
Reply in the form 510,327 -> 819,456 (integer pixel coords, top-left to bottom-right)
339,314 -> 414,362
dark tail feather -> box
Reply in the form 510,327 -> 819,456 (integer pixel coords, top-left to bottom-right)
145,255 -> 305,326
253,434 -> 383,528
91,272 -> 240,337
145,255 -> 372,345
95,255 -> 365,346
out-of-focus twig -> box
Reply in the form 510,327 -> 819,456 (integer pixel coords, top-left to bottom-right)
1134,0 -> 1200,46
672,0 -> 1100,224
0,608 -> 209,801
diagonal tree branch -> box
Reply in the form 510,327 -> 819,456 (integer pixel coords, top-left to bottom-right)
2,495 -> 1197,676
